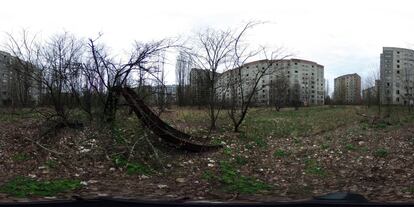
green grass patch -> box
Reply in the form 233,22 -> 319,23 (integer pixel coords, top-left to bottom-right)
345,144 -> 357,151
235,155 -> 248,165
112,155 -> 153,175
12,153 -> 29,162
273,149 -> 289,158
304,159 -> 326,177
0,176 -> 81,197
45,159 -> 58,169
403,187 -> 414,193
374,148 -> 389,158
218,161 -> 271,194
202,161 -> 271,194
321,143 -> 330,150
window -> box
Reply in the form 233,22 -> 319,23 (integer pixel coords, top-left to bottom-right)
397,70 -> 400,74
396,90 -> 400,94
397,60 -> 400,63
397,65 -> 400,68
397,51 -> 400,54
396,97 -> 400,102
294,70 -> 298,73
294,62 -> 298,65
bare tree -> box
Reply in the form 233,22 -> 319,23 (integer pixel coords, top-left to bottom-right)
175,51 -> 192,106
5,30 -> 85,124
83,36 -> 176,123
290,82 -> 301,110
4,29 -> 42,107
269,72 -> 289,111
187,22 -> 268,130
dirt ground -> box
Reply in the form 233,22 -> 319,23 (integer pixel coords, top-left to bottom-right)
0,107 -> 413,203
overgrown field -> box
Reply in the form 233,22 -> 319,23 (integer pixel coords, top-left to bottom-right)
0,105 -> 413,202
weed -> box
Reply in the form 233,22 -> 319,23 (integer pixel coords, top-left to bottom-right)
126,163 -> 153,175
235,156 -> 248,165
304,159 -> 326,177
374,148 -> 389,158
12,153 -> 29,162
292,137 -> 301,144
218,161 -> 271,194
345,144 -> 356,151
45,160 -> 58,169
211,138 -> 222,145
0,176 -> 81,197
223,147 -> 232,156
273,149 -> 288,157
112,155 -> 153,175
321,143 -> 330,150
201,170 -> 215,180
403,187 -> 414,193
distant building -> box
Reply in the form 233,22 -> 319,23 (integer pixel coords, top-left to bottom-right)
334,73 -> 361,104
0,51 -> 41,106
189,68 -> 212,106
189,58 -> 325,106
380,47 -> 414,105
362,80 -> 380,105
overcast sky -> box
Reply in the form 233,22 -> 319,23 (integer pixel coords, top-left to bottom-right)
1,0 -> 414,91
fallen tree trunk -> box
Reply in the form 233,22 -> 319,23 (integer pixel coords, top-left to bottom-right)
116,87 -> 222,152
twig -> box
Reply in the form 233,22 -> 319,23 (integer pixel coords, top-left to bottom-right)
23,137 -> 64,155
127,137 -> 143,163
143,131 -> 166,172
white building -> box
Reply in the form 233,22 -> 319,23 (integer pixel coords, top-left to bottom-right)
216,58 -> 325,106
334,73 -> 361,104
380,47 -> 414,105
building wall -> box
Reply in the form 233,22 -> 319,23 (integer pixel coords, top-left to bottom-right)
334,73 -> 361,104
0,50 -> 41,106
215,58 -> 325,106
0,51 -> 13,105
380,47 -> 414,105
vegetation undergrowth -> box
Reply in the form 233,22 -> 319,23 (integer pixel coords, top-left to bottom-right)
203,160 -> 271,194
0,176 -> 81,197
112,155 -> 153,175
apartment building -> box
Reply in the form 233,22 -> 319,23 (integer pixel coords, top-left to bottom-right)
0,51 -> 12,105
0,50 -> 41,106
362,80 -> 380,105
334,73 -> 361,104
380,47 -> 414,105
214,58 -> 325,106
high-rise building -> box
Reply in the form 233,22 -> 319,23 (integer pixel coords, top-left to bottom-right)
380,47 -> 414,105
214,58 -> 325,106
362,80 -> 380,105
0,50 -> 41,106
334,73 -> 361,104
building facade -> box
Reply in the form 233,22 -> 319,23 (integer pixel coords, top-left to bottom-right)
334,73 -> 361,104
380,47 -> 414,105
0,51 -> 41,106
214,58 -> 325,106
362,80 -> 380,105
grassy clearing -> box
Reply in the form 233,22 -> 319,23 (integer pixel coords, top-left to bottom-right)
0,177 -> 81,197
0,109 -> 42,123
